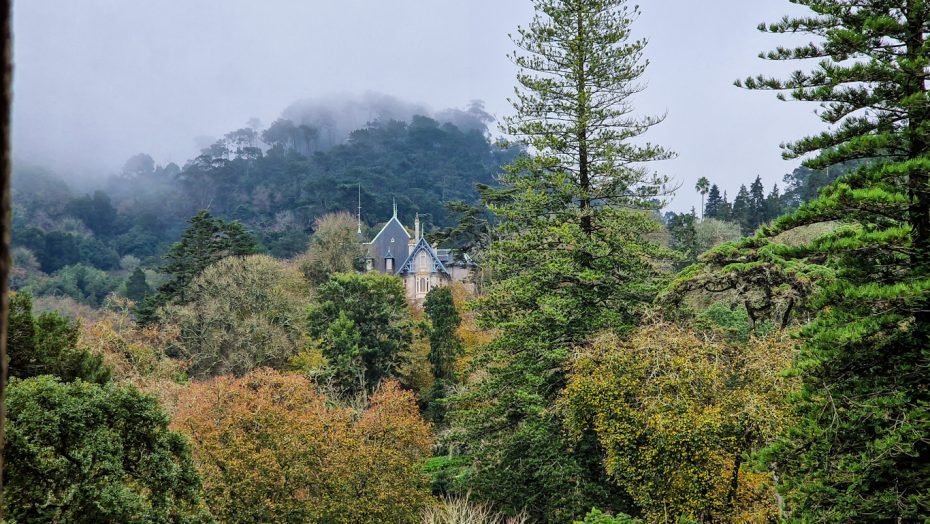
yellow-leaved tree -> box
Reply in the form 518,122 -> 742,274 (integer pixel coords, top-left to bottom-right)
560,322 -> 797,522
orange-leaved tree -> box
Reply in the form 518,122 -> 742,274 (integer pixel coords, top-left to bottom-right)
172,369 -> 432,524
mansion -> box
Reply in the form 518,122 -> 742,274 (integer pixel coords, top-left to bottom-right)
364,203 -> 475,303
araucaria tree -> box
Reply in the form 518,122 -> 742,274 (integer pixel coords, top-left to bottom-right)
738,2 -> 930,520
449,0 -> 672,521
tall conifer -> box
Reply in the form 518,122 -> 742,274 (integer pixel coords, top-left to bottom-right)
739,1 -> 930,519
450,0 -> 672,520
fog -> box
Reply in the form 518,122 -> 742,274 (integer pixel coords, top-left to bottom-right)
13,0 -> 820,211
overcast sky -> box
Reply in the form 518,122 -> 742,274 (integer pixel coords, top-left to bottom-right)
12,0 -> 822,212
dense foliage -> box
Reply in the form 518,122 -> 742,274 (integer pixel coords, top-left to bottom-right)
159,255 -> 311,378
561,323 -> 795,522
140,210 -> 259,321
734,1 -> 930,520
296,211 -> 366,286
4,376 -> 210,523
446,0 -> 673,521
172,369 -> 433,524
10,1 -> 930,522
307,272 -> 413,394
9,292 -> 110,383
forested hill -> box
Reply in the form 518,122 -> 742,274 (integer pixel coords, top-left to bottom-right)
9,112 -> 519,307
14,113 -> 520,268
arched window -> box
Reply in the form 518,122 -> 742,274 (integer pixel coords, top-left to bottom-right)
418,277 -> 430,294
417,252 -> 429,272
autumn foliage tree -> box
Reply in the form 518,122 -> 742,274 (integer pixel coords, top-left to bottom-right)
560,322 -> 797,522
297,211 -> 366,286
172,369 -> 432,524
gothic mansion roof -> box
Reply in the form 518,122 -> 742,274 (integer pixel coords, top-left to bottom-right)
396,237 -> 450,277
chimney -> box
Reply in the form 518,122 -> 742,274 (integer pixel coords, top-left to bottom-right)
414,213 -> 420,241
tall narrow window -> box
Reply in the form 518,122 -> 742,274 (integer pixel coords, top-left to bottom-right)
385,257 -> 394,272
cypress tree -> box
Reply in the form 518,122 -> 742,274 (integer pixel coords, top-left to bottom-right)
747,174 -> 767,231
739,2 -> 930,520
124,267 -> 153,304
423,287 -> 463,424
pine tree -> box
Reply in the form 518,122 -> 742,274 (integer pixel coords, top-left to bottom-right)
764,183 -> 782,222
450,0 -> 672,520
720,190 -> 732,221
138,210 -> 258,323
705,184 -> 724,219
739,2 -> 930,520
731,185 -> 751,235
747,175 -> 767,232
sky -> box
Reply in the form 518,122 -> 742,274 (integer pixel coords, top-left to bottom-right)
12,0 -> 822,212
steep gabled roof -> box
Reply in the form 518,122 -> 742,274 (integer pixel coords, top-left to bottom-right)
396,237 -> 450,277
368,215 -> 410,245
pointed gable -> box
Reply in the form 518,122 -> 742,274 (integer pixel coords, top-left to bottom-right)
366,216 -> 410,274
396,237 -> 450,277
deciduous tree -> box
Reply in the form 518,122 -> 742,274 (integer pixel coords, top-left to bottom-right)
561,323 -> 796,522
172,369 -> 432,524
159,254 -> 310,378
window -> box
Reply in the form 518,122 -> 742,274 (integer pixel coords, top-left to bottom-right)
365,258 -> 373,271
417,252 -> 429,272
418,277 -> 429,294
385,257 -> 394,272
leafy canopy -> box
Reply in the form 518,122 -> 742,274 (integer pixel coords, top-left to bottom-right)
4,376 -> 210,523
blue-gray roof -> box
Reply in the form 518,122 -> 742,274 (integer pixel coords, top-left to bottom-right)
365,216 -> 410,273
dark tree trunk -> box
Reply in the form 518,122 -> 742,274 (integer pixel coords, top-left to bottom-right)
0,0 -> 12,508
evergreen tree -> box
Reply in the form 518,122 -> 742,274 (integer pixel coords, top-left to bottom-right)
307,273 -> 412,395
124,267 -> 152,303
747,174 -> 767,231
666,210 -> 699,269
423,287 -> 462,382
449,0 -> 671,520
704,184 -> 724,219
138,210 -> 258,323
731,185 -> 751,235
719,190 -> 732,221
695,177 -> 710,219
423,287 -> 463,423
764,183 -> 782,222
739,2 -> 930,520
8,292 -> 110,384
4,376 -> 210,522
